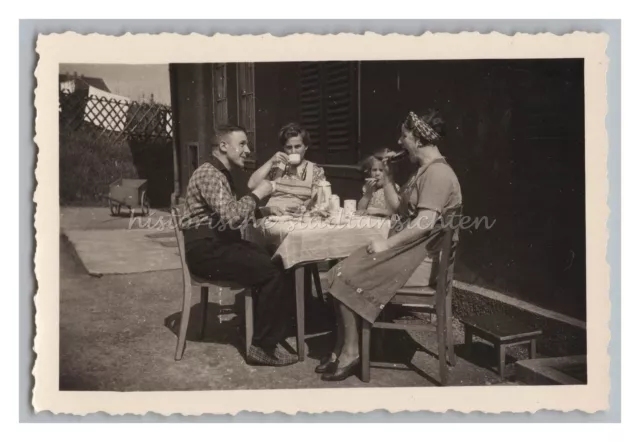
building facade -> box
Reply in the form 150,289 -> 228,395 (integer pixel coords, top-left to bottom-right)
169,60 -> 586,320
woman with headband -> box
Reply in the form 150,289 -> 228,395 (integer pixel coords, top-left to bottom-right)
316,109 -> 463,381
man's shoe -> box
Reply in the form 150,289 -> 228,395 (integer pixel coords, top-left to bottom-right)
274,344 -> 299,365
247,344 -> 298,366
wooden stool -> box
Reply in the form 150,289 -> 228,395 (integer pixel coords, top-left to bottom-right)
460,313 -> 542,379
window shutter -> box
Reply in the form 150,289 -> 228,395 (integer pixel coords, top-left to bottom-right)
324,62 -> 353,153
299,62 -> 323,154
299,62 -> 358,164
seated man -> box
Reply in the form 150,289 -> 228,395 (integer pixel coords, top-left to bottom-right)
180,124 -> 297,366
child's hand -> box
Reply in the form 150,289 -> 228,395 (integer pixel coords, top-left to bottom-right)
363,178 -> 377,194
380,162 -> 392,184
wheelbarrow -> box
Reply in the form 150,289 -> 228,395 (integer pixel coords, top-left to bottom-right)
108,178 -> 151,216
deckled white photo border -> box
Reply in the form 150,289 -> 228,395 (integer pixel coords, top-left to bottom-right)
33,31 -> 610,415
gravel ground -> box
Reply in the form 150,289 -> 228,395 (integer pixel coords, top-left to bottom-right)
60,233 -> 526,391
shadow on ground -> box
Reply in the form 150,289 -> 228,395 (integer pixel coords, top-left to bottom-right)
59,233 -> 521,391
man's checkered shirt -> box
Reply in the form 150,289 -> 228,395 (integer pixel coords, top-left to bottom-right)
181,159 -> 260,233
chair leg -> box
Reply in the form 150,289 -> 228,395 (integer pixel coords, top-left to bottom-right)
498,344 -> 506,379
200,286 -> 209,340
529,339 -> 537,359
294,267 -> 306,361
304,265 -> 312,300
446,293 -> 456,366
311,264 -> 326,303
436,298 -> 448,386
244,289 -> 255,357
175,284 -> 194,361
374,308 -> 386,358
361,320 -> 371,382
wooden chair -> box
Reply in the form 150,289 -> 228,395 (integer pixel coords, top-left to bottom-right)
170,207 -> 303,361
361,206 -> 463,386
170,207 -> 255,360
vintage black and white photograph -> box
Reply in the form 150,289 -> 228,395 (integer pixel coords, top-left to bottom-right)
33,32 -> 610,415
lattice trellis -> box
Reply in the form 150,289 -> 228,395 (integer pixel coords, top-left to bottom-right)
59,89 -> 173,143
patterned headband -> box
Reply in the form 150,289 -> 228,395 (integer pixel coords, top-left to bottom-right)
406,111 -> 441,143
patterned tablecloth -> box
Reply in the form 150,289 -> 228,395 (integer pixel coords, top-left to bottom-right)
245,215 -> 392,269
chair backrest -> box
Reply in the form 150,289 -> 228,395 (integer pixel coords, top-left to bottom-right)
435,205 -> 463,299
170,206 -> 192,288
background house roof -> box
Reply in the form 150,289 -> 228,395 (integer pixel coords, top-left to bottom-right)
59,73 -> 111,93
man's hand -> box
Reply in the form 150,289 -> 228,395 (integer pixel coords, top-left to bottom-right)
284,204 -> 304,214
253,180 -> 275,200
260,206 -> 286,217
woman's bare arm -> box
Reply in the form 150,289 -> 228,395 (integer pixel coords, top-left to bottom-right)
385,209 -> 438,249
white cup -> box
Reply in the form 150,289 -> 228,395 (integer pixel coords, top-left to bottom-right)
330,208 -> 345,224
330,194 -> 341,212
288,153 -> 301,165
343,199 -> 357,215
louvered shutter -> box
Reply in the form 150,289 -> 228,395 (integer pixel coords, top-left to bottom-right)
300,63 -> 323,155
299,62 -> 358,164
324,62 -> 352,153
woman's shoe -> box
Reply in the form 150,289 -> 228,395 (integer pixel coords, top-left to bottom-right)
321,357 -> 361,381
315,355 -> 338,374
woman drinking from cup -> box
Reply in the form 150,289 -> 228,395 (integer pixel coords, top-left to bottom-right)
248,123 -> 327,216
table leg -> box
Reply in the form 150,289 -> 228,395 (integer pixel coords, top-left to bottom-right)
295,266 -> 306,361
529,339 -> 537,359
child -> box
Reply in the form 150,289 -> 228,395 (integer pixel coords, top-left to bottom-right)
356,150 -> 400,217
